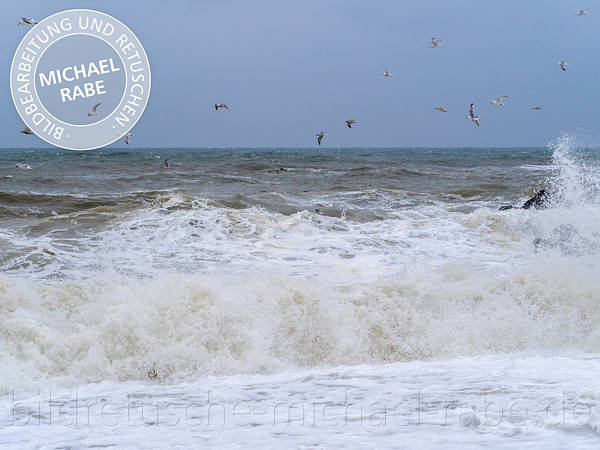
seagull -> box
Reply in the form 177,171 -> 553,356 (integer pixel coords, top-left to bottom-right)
557,60 -> 568,71
16,162 -> 32,170
429,37 -> 442,48
381,69 -> 392,78
87,103 -> 102,117
434,106 -> 448,112
20,126 -> 34,135
215,103 -> 229,110
490,95 -> 509,106
345,120 -> 357,128
316,131 -> 326,146
468,103 -> 482,126
576,9 -> 587,16
532,105 -> 542,110
17,17 -> 37,26
122,132 -> 133,145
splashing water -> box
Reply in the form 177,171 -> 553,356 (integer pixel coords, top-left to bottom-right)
524,134 -> 600,256
549,133 -> 600,208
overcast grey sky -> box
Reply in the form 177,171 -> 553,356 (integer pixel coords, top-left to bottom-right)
2,0 -> 600,148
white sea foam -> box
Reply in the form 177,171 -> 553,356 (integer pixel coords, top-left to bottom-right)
1,251 -> 599,393
2,355 -> 600,448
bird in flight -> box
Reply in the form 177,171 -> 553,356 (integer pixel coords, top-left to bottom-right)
215,103 -> 229,110
381,69 -> 392,78
532,105 -> 542,110
434,106 -> 447,112
490,96 -> 509,106
468,103 -> 482,126
122,132 -> 133,145
557,60 -> 568,71
345,120 -> 357,128
316,131 -> 326,146
87,103 -> 102,117
20,126 -> 34,135
17,17 -> 37,25
576,9 -> 587,16
429,37 -> 442,48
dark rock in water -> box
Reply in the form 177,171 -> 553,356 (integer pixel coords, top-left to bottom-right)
533,226 -> 576,251
533,224 -> 598,255
532,237 -> 547,249
551,224 -> 578,241
522,189 -> 550,210
499,189 -> 550,211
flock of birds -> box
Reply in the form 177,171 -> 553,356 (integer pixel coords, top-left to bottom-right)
207,9 -> 589,142
14,8 -> 590,155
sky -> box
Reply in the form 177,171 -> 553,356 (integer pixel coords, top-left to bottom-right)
1,0 -> 600,148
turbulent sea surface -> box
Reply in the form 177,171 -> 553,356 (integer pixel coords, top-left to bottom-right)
1,136 -> 600,448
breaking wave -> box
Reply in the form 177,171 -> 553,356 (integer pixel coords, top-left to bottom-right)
0,137 -> 599,391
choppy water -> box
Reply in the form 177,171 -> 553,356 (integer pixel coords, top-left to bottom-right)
1,136 -> 600,447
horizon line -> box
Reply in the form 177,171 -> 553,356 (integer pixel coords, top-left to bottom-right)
0,146 -> 556,150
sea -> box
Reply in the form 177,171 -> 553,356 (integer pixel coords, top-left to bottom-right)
1,134 -> 600,448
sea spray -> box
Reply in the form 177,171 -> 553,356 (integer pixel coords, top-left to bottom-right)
520,134 -> 600,255
549,133 -> 600,208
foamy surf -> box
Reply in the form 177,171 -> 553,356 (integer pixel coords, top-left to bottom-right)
2,355 -> 600,448
0,139 -> 599,447
0,258 -> 599,393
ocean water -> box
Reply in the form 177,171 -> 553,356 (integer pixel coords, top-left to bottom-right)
1,135 -> 600,448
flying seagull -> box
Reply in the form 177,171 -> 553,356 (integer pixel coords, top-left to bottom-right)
215,103 -> 229,110
576,9 -> 587,16
490,95 -> 509,106
122,132 -> 133,145
434,106 -> 448,112
345,120 -> 357,128
316,131 -> 326,146
381,69 -> 392,78
20,126 -> 34,135
17,17 -> 37,25
557,60 -> 568,71
468,103 -> 482,126
87,103 -> 102,117
532,105 -> 542,110
429,37 -> 442,48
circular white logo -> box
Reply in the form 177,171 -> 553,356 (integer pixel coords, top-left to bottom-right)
10,9 -> 151,150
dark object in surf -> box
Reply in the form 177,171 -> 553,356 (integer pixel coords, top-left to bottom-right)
499,190 -> 550,211
533,224 -> 598,255
522,189 -> 550,209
